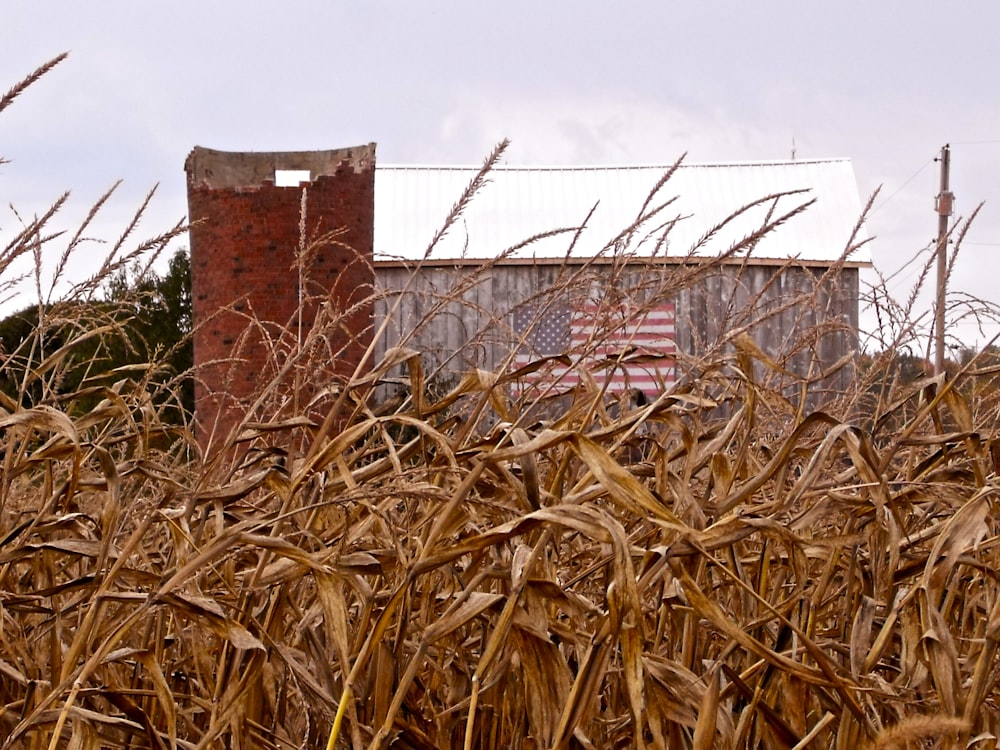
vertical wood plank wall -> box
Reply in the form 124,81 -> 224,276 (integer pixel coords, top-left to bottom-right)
372,260 -> 859,406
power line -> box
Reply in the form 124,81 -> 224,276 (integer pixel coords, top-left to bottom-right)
870,154 -> 936,215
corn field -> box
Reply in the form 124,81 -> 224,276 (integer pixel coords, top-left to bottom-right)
4,55 -> 1000,750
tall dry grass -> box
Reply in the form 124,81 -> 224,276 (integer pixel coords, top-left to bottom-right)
4,57 -> 1000,750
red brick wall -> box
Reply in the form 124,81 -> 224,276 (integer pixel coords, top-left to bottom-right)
185,146 -> 375,444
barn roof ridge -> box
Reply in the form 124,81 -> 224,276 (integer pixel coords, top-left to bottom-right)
377,157 -> 852,172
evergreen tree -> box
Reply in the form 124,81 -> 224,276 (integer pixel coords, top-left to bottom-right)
0,248 -> 193,419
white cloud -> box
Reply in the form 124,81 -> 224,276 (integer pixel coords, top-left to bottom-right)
429,92 -> 782,166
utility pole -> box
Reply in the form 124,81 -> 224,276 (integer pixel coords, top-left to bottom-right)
934,144 -> 953,375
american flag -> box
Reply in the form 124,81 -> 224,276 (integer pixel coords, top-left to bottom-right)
512,301 -> 676,396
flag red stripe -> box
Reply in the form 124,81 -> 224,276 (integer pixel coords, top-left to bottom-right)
513,301 -> 677,395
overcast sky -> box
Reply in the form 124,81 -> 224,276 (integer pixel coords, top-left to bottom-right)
2,2 -> 999,351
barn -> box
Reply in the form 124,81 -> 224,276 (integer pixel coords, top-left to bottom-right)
372,157 -> 871,407
185,148 -> 870,437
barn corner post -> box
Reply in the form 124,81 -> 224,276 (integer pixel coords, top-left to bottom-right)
184,144 -> 377,450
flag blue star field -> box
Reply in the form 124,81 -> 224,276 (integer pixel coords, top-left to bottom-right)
513,304 -> 572,356
513,301 -> 676,395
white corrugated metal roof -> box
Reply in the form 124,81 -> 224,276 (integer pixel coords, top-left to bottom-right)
374,159 -> 870,265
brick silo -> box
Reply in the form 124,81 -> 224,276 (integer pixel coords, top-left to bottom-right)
185,145 -> 375,444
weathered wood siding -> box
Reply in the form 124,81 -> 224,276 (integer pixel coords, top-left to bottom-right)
373,260 -> 859,405
675,263 -> 859,404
